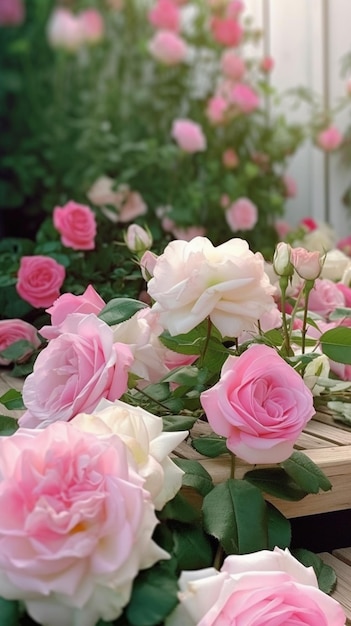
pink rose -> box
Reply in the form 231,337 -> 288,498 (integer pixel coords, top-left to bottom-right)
171,118 -> 207,153
260,55 -> 275,72
206,95 -> 228,125
230,82 -> 259,113
200,344 -> 315,464
148,30 -> 187,65
225,197 -> 258,231
16,255 -> 66,309
0,422 -> 168,626
140,250 -> 159,281
274,219 -> 293,240
46,8 -> 84,51
282,174 -> 297,197
0,0 -> 24,25
165,547 -> 345,626
210,16 -> 243,47
53,200 -> 97,250
78,9 -> 104,44
290,246 -> 323,280
307,278 -> 345,318
317,125 -> 343,151
0,319 -> 41,366
19,313 -> 134,427
118,190 -> 148,223
41,284 -> 106,339
147,236 -> 276,338
222,148 -> 239,168
337,235 -> 351,257
220,50 -> 245,80
148,0 -> 180,32
171,225 -> 206,241
336,282 -> 351,306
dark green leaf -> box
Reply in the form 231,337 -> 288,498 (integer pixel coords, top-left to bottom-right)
98,297 -> 147,325
0,340 -> 36,362
192,434 -> 228,458
126,560 -> 179,626
0,597 -> 20,626
158,492 -> 200,523
0,415 -> 19,436
281,451 -> 332,493
162,366 -> 202,387
170,522 -> 214,569
266,503 -> 291,550
320,326 -> 351,364
244,467 -> 309,501
173,459 -> 214,496
202,479 -> 268,554
0,389 -> 24,410
291,548 -> 337,594
162,414 -> 197,432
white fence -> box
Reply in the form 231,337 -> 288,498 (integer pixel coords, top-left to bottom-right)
244,0 -> 351,238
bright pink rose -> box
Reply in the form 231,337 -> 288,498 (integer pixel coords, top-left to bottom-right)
171,118 -> 207,153
220,50 -> 245,80
148,0 -> 180,31
317,125 -> 343,151
165,547 -> 346,626
222,148 -> 239,168
206,95 -> 228,124
210,16 -> 242,47
41,285 -> 106,339
0,319 -> 41,366
200,344 -> 315,463
78,9 -> 104,44
225,197 -> 258,231
16,255 -> 65,309
46,8 -> 84,51
290,246 -> 323,280
53,200 -> 97,250
300,217 -> 318,231
0,422 -> 167,626
0,0 -> 24,25
307,278 -> 345,318
230,82 -> 259,113
19,313 -> 134,427
148,30 -> 187,65
260,55 -> 275,72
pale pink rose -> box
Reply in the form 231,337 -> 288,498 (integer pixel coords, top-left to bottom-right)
41,285 -> 106,339
19,313 -> 134,427
147,236 -> 276,337
260,55 -> 275,72
200,344 -> 315,464
226,0 -> 245,17
120,191 -> 148,222
210,16 -> 243,47
171,225 -> 206,241
206,95 -> 228,124
78,9 -> 104,44
222,148 -> 239,168
0,0 -> 24,25
140,250 -> 159,281
72,397 -> 188,509
148,0 -> 180,32
53,200 -> 97,250
282,174 -> 297,197
274,219 -> 293,240
220,50 -> 245,80
148,30 -> 187,65
161,216 -> 176,232
87,175 -> 118,207
46,8 -> 84,52
337,235 -> 351,257
165,547 -> 346,626
317,125 -> 343,151
0,422 -> 168,626
16,255 -> 65,309
225,197 -> 258,231
0,319 -> 41,366
230,82 -> 259,113
171,118 -> 206,153
290,246 -> 323,280
307,278 -> 345,318
329,359 -> 351,382
336,282 -> 351,306
125,224 -> 152,254
319,249 -> 350,282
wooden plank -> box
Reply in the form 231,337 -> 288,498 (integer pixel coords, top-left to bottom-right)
318,551 -> 351,622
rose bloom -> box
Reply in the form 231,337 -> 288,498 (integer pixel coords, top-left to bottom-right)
171,224 -> 206,241
222,147 -> 239,168
87,175 -> 118,207
147,236 -> 276,338
148,30 -> 187,65
171,118 -> 207,153
0,319 -> 41,366
290,246 -> 323,280
225,197 -> 258,231
200,344 -> 315,464
16,255 -> 65,309
206,95 -> 228,125
165,547 -> 346,626
320,248 -> 351,282
220,50 -> 245,80
0,0 -> 24,25
53,200 -> 97,250
125,224 -> 153,254
19,313 -> 134,428
230,82 -> 259,113
72,397 -> 188,509
210,16 -> 243,47
41,284 -> 106,339
46,8 -> 84,52
260,55 -> 275,72
317,125 -> 343,151
307,278 -> 345,319
282,174 -> 297,198
78,8 -> 104,44
0,421 -> 168,626
337,235 -> 351,257
336,282 -> 351,307
148,0 -> 180,32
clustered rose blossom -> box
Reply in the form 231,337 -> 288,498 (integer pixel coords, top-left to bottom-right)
148,30 -> 187,65
0,319 -> 41,366
53,200 -> 97,250
147,236 -> 276,337
16,255 -> 66,309
165,547 -> 346,626
0,421 -> 169,626
200,344 -> 315,464
46,7 -> 104,51
171,118 -> 207,153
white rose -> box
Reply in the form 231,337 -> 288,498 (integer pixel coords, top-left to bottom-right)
320,249 -> 351,282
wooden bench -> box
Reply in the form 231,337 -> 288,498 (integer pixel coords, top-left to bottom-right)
318,549 -> 351,624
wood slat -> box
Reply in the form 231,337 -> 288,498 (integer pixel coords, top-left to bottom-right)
319,551 -> 351,623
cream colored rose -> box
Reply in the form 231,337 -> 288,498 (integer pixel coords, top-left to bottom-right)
320,249 -> 351,282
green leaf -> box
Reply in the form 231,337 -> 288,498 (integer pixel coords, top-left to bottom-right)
0,597 -> 20,626
170,522 -> 214,569
329,307 -> 351,320
266,503 -> 291,550
320,326 -> 351,364
0,389 -> 24,411
126,560 -> 179,626
202,479 -> 268,554
281,451 -> 332,494
0,340 -> 36,362
98,297 -> 147,325
244,467 -> 309,501
291,548 -> 337,594
162,414 -> 197,432
192,434 -> 228,457
162,366 -> 202,387
173,459 -> 214,496
0,415 -> 19,436
158,492 -> 200,523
